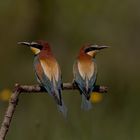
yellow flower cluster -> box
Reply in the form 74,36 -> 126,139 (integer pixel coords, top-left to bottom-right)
0,89 -> 12,101
90,92 -> 103,103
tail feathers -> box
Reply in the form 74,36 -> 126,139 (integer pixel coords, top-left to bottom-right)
81,94 -> 92,111
52,92 -> 61,105
82,90 -> 90,100
83,76 -> 90,100
57,100 -> 68,118
85,76 -> 89,92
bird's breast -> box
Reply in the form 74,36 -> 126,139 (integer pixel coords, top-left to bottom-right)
77,58 -> 95,80
38,58 -> 60,82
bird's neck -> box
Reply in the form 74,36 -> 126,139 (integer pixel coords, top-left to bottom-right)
38,50 -> 54,58
78,52 -> 90,61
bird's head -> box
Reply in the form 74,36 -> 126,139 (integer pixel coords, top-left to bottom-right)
18,40 -> 51,55
82,44 -> 109,57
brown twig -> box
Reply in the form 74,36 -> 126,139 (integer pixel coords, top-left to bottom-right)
0,84 -> 21,140
0,83 -> 108,140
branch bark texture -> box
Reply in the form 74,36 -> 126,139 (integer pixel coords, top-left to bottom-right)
0,83 -> 107,140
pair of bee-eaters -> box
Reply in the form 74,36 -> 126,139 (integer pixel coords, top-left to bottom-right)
18,40 -> 109,117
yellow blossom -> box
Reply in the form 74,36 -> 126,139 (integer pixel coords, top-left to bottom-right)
90,92 -> 103,103
0,89 -> 12,101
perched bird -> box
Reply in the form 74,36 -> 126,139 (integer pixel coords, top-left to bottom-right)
73,44 -> 109,110
18,40 -> 67,117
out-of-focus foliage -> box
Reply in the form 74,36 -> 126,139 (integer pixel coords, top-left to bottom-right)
90,92 -> 103,103
0,89 -> 12,101
0,0 -> 140,140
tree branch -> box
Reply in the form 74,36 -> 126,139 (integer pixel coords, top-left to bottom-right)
0,84 -> 21,140
0,83 -> 108,140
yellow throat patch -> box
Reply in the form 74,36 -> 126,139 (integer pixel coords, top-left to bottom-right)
87,51 -> 96,57
30,47 -> 40,55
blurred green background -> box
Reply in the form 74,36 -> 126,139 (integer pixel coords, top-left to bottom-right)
0,0 -> 140,140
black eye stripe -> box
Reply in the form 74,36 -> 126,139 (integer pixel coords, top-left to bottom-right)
85,47 -> 96,53
31,44 -> 43,49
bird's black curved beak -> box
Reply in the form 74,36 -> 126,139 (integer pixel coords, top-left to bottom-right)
18,41 -> 42,49
85,45 -> 110,53
18,41 -> 31,46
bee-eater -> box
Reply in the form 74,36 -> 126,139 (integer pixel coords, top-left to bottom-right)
73,44 -> 109,110
18,40 -> 67,117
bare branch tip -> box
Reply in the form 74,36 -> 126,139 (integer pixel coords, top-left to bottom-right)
15,83 -> 20,87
